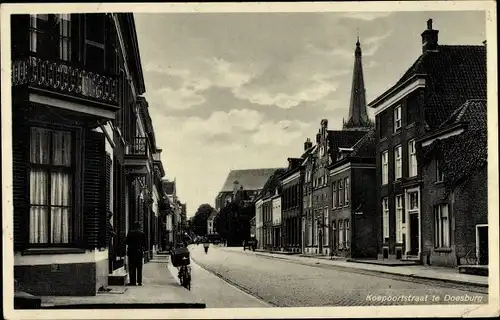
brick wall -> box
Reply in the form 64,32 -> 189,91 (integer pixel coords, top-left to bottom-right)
375,90 -> 424,257
421,159 -> 488,267
351,167 -> 378,258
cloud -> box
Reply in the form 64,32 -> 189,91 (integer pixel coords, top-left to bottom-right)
251,120 -> 313,146
234,73 -> 339,109
338,12 -> 393,21
153,86 -> 206,110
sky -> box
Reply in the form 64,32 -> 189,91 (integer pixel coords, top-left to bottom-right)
133,10 -> 485,217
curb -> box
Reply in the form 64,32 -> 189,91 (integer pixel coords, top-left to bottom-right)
229,249 -> 488,290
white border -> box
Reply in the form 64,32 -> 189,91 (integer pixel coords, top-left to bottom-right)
1,2 -> 498,319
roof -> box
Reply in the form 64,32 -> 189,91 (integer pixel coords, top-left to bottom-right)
327,130 -> 367,150
162,180 -> 176,195
439,99 -> 487,129
371,45 -> 486,129
208,210 -> 218,220
350,129 -> 376,157
260,168 -> 288,200
419,99 -> 487,191
219,168 -> 283,192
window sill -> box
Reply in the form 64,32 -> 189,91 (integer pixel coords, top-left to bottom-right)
406,123 -> 416,129
22,247 -> 86,256
392,130 -> 402,137
434,181 -> 445,186
379,136 -> 388,143
434,247 -> 452,253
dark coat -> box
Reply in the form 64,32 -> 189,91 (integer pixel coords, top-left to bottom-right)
126,229 -> 146,256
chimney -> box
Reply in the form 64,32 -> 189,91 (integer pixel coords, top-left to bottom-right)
421,18 -> 439,53
321,119 -> 328,129
316,132 -> 321,143
304,138 -> 313,151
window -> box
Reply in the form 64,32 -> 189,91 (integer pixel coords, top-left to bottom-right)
382,197 -> 389,240
308,219 -> 313,246
338,220 -> 344,249
408,191 -> 419,212
324,208 -> 329,245
84,14 -> 106,71
395,145 -> 402,180
436,160 -> 444,182
30,14 -> 72,60
344,177 -> 350,206
332,182 -> 337,208
29,127 -> 73,244
344,219 -> 350,249
435,204 -> 450,247
394,105 -> 402,131
338,180 -> 343,206
382,151 -> 389,185
395,195 -> 404,243
408,140 -> 417,177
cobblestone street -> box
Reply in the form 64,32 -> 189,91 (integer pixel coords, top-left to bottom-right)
190,245 -> 488,307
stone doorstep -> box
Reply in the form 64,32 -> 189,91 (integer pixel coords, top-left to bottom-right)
108,272 -> 128,286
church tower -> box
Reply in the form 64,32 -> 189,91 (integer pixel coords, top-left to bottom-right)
342,36 -> 374,131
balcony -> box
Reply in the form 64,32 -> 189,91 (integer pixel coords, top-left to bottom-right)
124,137 -> 152,176
11,55 -> 119,118
153,149 -> 165,178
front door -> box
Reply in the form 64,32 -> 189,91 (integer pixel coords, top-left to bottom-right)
410,214 -> 419,255
478,226 -> 488,265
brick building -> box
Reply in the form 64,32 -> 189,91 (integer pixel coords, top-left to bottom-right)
368,19 -> 486,262
11,13 -> 167,295
280,157 -> 306,253
327,130 -> 377,258
256,168 -> 286,250
417,100 -> 487,267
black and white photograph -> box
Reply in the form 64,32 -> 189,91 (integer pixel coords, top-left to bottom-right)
1,1 -> 498,319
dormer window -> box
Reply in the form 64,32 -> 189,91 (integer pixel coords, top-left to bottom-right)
394,105 -> 402,132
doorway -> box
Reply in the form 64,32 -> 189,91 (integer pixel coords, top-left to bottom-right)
409,214 -> 419,255
477,225 -> 488,265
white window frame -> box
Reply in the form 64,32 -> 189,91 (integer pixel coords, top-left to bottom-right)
324,207 -> 329,246
436,159 -> 445,182
332,181 -> 337,208
395,145 -> 402,180
338,220 -> 344,249
394,105 -> 402,131
344,177 -> 350,206
408,139 -> 417,177
382,150 -> 389,185
344,219 -> 350,249
435,204 -> 450,248
382,197 -> 389,240
338,180 -> 343,207
395,195 -> 403,243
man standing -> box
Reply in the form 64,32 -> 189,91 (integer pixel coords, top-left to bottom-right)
126,221 -> 146,286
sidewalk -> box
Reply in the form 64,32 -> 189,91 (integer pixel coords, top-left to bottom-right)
218,247 -> 488,288
40,254 -> 205,308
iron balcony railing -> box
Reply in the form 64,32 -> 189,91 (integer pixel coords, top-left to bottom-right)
127,136 -> 151,158
11,55 -> 119,106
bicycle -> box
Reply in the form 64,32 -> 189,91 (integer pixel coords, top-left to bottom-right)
177,256 -> 191,290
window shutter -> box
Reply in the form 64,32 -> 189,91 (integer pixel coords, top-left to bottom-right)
104,153 -> 112,247
83,130 -> 106,249
12,115 -> 30,251
118,160 -> 127,256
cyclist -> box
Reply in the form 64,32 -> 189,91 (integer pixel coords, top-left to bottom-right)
203,238 -> 210,254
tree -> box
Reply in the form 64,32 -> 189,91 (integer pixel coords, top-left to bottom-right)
215,201 -> 254,246
191,203 -> 215,236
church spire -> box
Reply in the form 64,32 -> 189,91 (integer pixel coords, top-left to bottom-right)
343,35 -> 372,131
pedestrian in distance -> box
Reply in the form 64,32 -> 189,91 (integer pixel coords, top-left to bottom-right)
203,239 -> 210,254
126,221 -> 146,286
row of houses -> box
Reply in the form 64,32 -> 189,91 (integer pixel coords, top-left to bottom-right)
11,13 -> 187,296
252,19 -> 488,268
